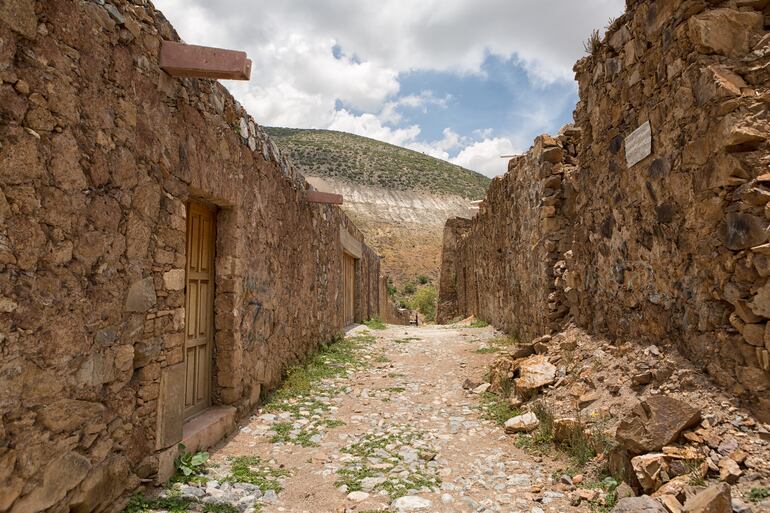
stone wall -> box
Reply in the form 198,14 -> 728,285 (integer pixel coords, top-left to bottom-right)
378,276 -> 411,325
568,0 -> 770,418
437,131 -> 579,340
436,217 -> 472,324
440,0 -> 770,419
0,1 -> 387,511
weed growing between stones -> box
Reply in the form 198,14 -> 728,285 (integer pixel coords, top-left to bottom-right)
467,319 -> 489,328
363,317 -> 387,329
473,336 -> 516,354
749,487 -> 770,502
479,392 -> 521,425
259,333 -> 374,447
122,493 -> 196,513
335,428 -> 441,499
373,353 -> 391,363
264,334 -> 373,406
223,456 -> 289,492
172,444 -> 210,484
577,476 -> 619,513
201,504 -> 239,513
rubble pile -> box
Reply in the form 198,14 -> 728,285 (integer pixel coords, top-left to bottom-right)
483,326 -> 770,512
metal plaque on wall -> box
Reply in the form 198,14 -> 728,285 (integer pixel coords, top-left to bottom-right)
625,121 -> 652,168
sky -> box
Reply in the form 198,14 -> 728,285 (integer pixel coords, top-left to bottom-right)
153,0 -> 625,177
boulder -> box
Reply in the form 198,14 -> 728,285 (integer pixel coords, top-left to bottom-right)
510,343 -> 535,359
616,396 -> 701,454
554,418 -> 581,443
611,496 -> 668,513
504,412 -> 540,433
717,458 -> 741,484
631,453 -> 668,493
682,483 -> 731,513
659,494 -> 685,513
514,355 -> 556,397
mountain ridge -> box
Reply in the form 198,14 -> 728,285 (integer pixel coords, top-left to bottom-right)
266,127 -> 491,200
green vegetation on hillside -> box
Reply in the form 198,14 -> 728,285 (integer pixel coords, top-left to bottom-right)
266,127 -> 490,199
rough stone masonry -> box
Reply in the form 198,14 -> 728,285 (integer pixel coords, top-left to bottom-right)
0,1 -> 395,512
439,0 -> 770,420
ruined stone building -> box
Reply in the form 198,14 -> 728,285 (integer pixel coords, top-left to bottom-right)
0,1 -> 404,511
439,0 -> 770,420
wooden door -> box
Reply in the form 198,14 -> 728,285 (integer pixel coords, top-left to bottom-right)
184,202 -> 215,418
343,253 -> 356,326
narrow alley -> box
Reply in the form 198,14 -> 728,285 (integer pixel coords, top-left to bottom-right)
127,324 -> 583,513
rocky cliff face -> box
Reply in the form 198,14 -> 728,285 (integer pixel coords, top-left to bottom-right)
307,177 -> 477,287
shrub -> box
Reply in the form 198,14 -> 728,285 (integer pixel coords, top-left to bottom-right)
583,28 -> 601,55
410,286 -> 437,321
417,275 -> 429,285
402,282 -> 416,295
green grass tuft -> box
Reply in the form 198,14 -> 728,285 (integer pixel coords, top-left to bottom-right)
121,493 -> 195,513
223,456 -> 289,493
749,487 -> 770,502
363,317 -> 387,330
479,392 -> 521,425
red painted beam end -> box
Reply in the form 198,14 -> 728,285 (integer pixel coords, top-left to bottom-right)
307,191 -> 343,205
160,41 -> 252,80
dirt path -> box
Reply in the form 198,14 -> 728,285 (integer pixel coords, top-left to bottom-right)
136,325 -> 586,513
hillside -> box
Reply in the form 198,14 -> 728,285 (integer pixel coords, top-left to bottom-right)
265,128 -> 490,199
266,128 -> 488,297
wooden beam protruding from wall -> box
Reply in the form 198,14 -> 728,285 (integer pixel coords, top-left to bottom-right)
160,41 -> 252,80
307,191 -> 343,205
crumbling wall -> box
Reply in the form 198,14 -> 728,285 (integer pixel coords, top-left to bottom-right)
439,131 -> 579,340
440,0 -> 770,418
0,1 -> 385,511
567,0 -> 770,418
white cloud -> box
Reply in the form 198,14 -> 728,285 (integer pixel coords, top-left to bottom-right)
452,138 -> 520,178
152,0 -> 625,176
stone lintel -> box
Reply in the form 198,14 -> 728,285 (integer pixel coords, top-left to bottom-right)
159,41 -> 252,80
340,227 -> 363,259
307,191 -> 344,205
